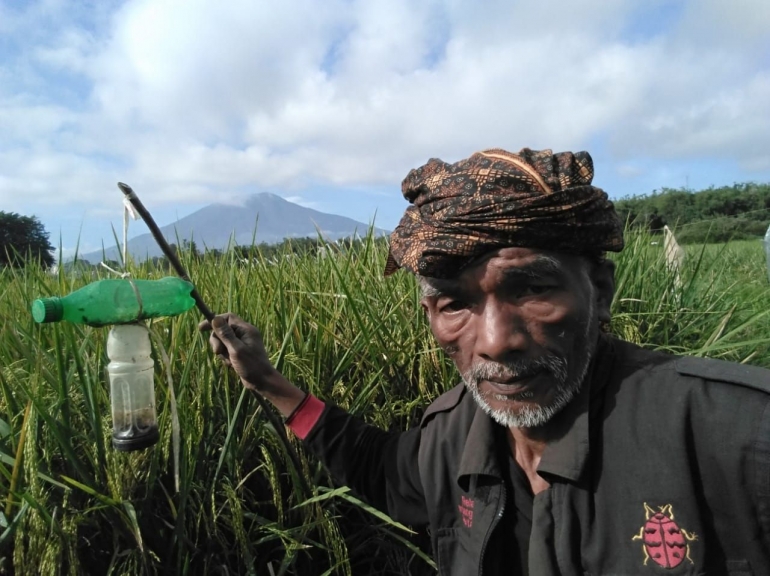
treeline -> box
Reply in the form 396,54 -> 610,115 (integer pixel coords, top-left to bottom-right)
156,235 -> 383,265
613,182 -> 770,243
0,211 -> 55,268
64,235 -> 384,273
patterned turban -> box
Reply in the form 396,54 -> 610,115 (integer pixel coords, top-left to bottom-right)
384,148 -> 624,278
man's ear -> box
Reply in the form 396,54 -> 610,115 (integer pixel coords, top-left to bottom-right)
590,259 -> 616,324
420,299 -> 432,322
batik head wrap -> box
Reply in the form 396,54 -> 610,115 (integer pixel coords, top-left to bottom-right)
384,148 -> 624,278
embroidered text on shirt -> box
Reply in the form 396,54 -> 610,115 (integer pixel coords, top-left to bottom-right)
458,496 -> 475,528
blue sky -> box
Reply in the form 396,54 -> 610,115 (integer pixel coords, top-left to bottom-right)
2,0 -> 769,259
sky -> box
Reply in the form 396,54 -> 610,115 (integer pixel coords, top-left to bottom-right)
2,0 -> 769,259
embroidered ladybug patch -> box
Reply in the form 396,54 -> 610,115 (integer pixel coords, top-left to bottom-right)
632,503 -> 698,569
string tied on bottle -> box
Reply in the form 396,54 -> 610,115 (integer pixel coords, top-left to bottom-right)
98,263 -> 145,321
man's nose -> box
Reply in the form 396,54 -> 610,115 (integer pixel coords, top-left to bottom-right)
474,301 -> 529,361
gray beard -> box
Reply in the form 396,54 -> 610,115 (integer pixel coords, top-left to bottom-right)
462,302 -> 597,429
465,360 -> 587,428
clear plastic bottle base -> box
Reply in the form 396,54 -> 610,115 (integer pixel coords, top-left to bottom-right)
112,426 -> 160,452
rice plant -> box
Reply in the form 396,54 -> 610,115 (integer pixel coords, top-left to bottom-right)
611,232 -> 770,365
0,229 -> 768,575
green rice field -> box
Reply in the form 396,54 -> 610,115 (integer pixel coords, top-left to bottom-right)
1,231 -> 769,575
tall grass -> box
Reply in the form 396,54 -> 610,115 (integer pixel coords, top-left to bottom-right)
611,234 -> 770,365
0,230 -> 768,575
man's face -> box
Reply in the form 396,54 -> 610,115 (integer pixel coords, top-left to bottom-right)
420,247 -> 608,429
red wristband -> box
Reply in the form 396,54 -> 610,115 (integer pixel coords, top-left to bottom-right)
285,394 -> 325,439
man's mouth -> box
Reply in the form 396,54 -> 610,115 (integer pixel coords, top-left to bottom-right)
484,373 -> 541,397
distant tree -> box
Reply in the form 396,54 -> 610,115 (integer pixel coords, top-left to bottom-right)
148,243 -> 176,271
0,211 -> 55,268
614,182 -> 770,243
181,239 -> 200,260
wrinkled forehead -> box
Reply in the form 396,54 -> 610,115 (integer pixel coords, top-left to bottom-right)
418,247 -> 588,297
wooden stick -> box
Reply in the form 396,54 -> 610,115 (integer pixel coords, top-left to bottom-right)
116,182 -> 311,498
118,182 -> 215,321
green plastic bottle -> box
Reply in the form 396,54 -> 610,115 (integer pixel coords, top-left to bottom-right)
32,277 -> 196,327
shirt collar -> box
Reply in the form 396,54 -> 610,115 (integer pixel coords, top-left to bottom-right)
455,336 -> 617,488
535,374 -> 592,481
537,336 -> 616,482
457,401 -> 504,488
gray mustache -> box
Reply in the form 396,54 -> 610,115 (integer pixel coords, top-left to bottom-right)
464,355 -> 568,385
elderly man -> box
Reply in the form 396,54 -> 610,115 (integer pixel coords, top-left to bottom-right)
201,148 -> 770,575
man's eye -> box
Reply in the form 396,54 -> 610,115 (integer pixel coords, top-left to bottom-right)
439,299 -> 469,313
521,284 -> 555,296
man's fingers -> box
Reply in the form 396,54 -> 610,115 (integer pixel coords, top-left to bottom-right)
201,314 -> 242,359
211,315 -> 240,345
199,313 -> 241,333
201,314 -> 264,377
209,333 -> 228,357
199,312 -> 275,391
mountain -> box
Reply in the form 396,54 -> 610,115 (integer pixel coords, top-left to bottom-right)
79,193 -> 389,263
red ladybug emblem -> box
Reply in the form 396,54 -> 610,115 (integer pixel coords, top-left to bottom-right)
632,503 -> 698,568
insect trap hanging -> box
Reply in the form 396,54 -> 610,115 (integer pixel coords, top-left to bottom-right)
32,277 -> 195,451
107,323 -> 158,451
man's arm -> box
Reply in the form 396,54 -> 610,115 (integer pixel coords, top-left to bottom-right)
199,313 -> 308,416
200,313 -> 429,526
298,402 -> 428,526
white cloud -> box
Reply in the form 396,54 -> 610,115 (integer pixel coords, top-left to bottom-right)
0,98 -> 80,145
0,0 -> 769,248
677,0 -> 770,49
284,195 -> 320,210
33,28 -> 95,74
647,73 -> 770,162
90,0 -> 345,139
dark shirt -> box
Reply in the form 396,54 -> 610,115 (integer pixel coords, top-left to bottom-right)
494,429 -> 533,576
296,338 -> 770,575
